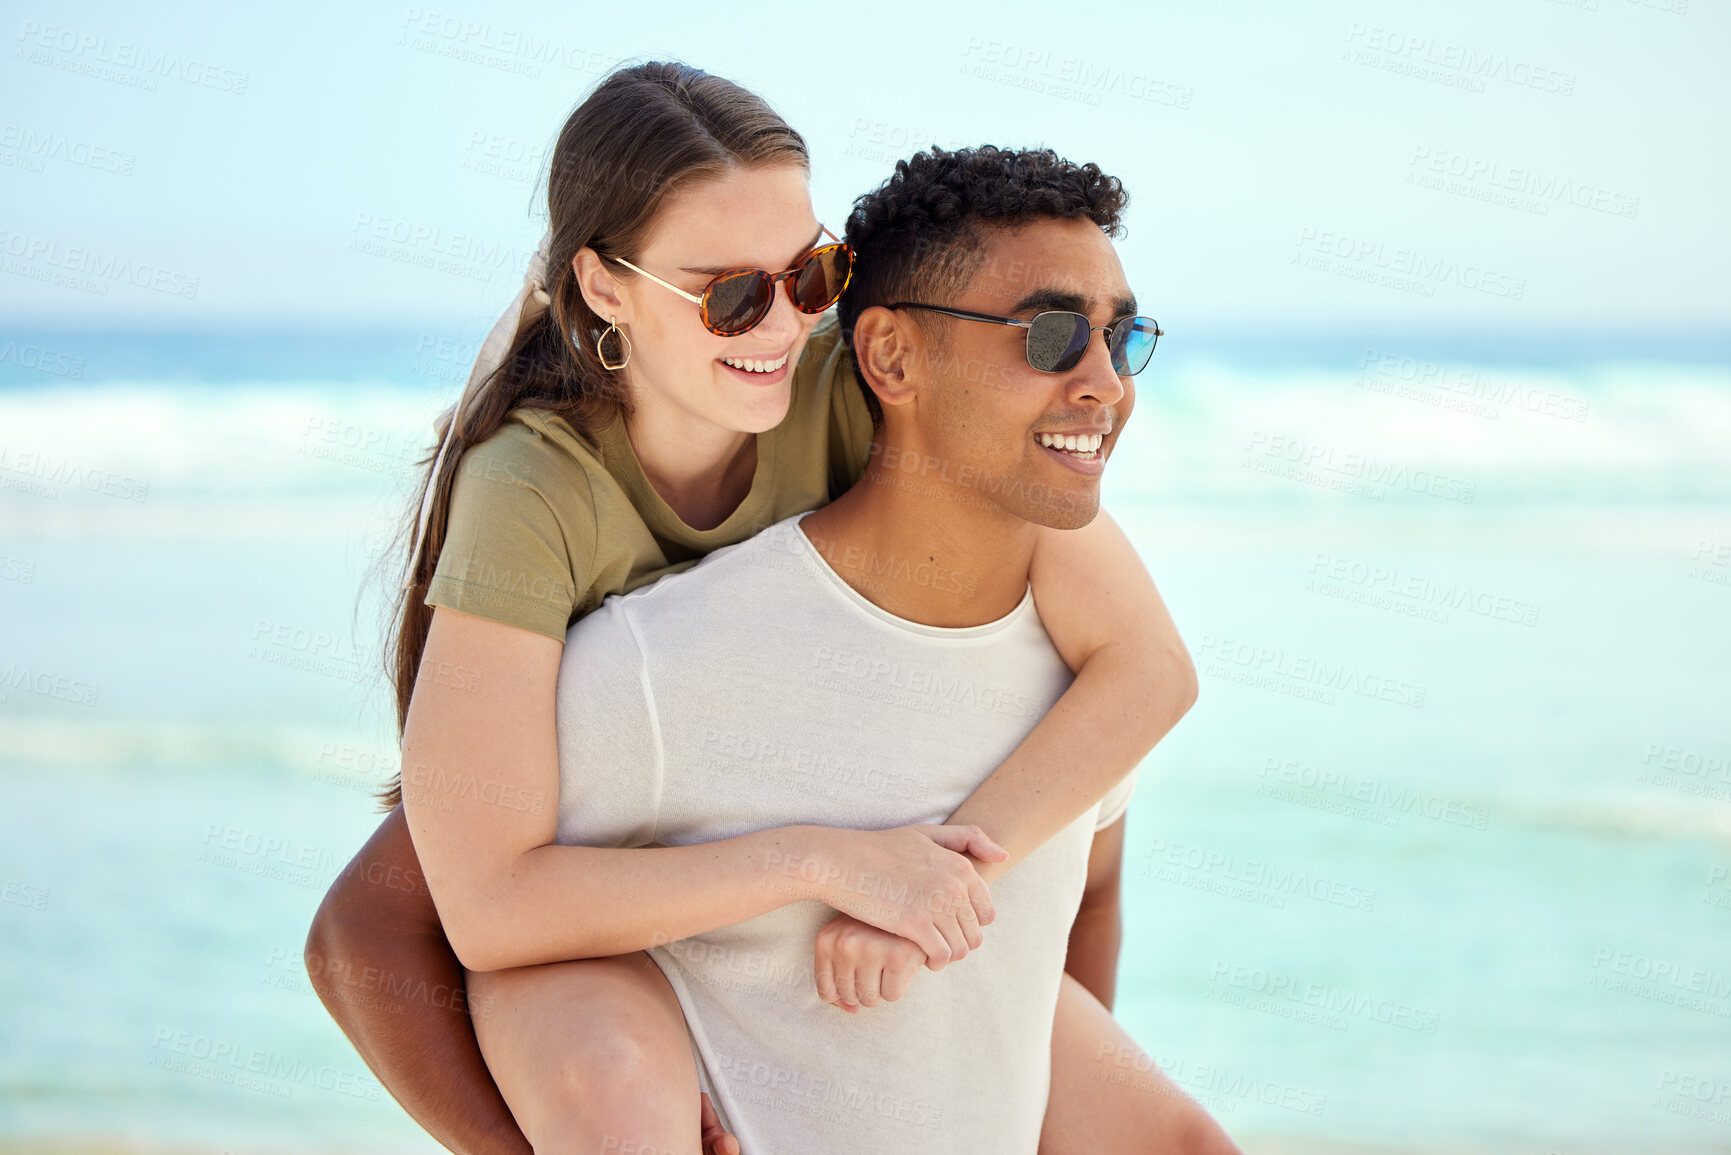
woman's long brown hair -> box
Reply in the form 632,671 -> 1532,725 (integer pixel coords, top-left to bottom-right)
377,61 -> 808,808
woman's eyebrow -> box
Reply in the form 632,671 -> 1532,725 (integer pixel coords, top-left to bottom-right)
680,226 -> 825,276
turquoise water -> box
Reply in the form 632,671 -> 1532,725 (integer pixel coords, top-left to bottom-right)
1,343 -> 1728,1153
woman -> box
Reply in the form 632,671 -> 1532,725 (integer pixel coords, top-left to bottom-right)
308,61 -> 1220,1153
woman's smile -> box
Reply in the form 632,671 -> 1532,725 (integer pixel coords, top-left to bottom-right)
718,347 -> 792,384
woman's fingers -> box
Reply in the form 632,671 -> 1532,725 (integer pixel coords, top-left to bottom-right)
832,956 -> 862,1009
909,824 -> 1000,928
849,942 -> 928,1007
857,953 -> 887,1008
818,915 -> 933,1012
931,914 -> 971,970
916,822 -> 1004,862
838,953 -> 885,1009
908,921 -> 952,968
881,949 -> 919,1003
967,866 -> 997,928
814,918 -> 860,1012
955,894 -> 985,951
958,824 -> 1010,863
916,822 -> 1009,863
814,914 -> 933,1011
854,967 -> 882,1008
815,825 -> 1003,967
813,947 -> 839,1006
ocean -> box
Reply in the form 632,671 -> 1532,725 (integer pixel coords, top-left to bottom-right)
1,332 -> 1728,1154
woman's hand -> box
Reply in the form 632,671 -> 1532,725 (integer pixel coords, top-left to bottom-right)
791,823 -> 1007,968
812,912 -> 928,1013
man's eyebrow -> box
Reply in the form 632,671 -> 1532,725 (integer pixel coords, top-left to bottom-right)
680,226 -> 825,277
1008,287 -> 1141,318
1009,288 -> 1088,314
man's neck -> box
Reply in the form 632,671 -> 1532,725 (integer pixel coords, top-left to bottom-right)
799,433 -> 1040,628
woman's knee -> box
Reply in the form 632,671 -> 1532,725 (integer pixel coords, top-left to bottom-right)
551,1006 -> 694,1107
521,1021 -> 698,1154
472,958 -> 698,1145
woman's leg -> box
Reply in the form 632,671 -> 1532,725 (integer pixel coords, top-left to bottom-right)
1039,972 -> 1243,1155
467,950 -> 704,1155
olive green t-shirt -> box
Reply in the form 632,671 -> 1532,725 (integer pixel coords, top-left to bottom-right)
426,313 -> 876,641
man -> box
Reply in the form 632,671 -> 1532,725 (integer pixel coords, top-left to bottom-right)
310,145 -> 1236,1153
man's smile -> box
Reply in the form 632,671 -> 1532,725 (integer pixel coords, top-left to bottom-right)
1032,420 -> 1111,473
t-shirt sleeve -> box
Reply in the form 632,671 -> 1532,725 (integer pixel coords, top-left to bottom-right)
425,422 -> 596,642
1095,766 -> 1139,831
814,315 -> 876,497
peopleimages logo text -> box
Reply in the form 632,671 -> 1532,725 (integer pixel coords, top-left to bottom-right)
1294,228 -> 1525,300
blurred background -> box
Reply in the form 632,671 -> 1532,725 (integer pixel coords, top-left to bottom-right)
1,0 -> 1727,1152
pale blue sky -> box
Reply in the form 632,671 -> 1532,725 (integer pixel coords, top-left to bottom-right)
2,0 -> 1726,335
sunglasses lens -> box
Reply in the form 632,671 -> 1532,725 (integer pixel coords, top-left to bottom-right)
1026,312 -> 1092,373
790,243 -> 852,313
1110,317 -> 1160,375
704,271 -> 774,335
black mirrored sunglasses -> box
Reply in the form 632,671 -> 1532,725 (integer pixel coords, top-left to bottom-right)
888,303 -> 1163,376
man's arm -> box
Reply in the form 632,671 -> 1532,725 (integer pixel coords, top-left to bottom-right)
1064,815 -> 1126,1011
949,509 -> 1196,883
305,806 -> 531,1155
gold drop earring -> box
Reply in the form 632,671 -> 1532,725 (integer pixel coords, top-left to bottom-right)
596,316 -> 632,370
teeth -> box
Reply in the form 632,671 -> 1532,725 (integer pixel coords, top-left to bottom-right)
721,352 -> 789,373
1036,432 -> 1103,453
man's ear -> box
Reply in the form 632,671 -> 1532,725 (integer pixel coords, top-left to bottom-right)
572,248 -> 630,325
852,306 -> 919,413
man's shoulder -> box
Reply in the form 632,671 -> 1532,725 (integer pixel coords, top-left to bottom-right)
636,515 -> 815,602
578,516 -> 819,632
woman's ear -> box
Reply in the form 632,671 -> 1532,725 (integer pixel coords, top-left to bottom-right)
852,306 -> 918,412
572,248 -> 629,324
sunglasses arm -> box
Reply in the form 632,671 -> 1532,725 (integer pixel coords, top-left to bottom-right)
888,302 -> 1032,329
610,256 -> 706,305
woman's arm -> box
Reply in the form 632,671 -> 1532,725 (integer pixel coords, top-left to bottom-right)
403,606 -> 1005,973
807,512 -> 1172,1009
948,508 -> 1195,885
811,817 -> 1129,1013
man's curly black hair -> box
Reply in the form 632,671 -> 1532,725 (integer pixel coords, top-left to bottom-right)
837,145 -> 1129,424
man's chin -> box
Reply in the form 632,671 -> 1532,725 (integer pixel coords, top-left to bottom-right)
1008,475 -> 1101,531
1030,497 -> 1101,532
